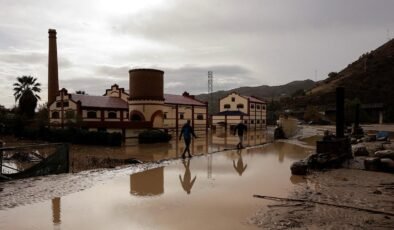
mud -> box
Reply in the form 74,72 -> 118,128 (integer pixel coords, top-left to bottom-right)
250,169 -> 394,229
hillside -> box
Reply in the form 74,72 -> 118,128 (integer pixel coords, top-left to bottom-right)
293,38 -> 394,112
196,79 -> 315,114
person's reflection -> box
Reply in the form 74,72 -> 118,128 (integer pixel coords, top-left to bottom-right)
179,158 -> 197,194
233,149 -> 248,176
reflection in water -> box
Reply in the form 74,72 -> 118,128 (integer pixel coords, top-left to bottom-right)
258,142 -> 311,163
179,158 -> 197,194
233,149 -> 247,176
211,129 -> 267,149
130,167 -> 164,196
0,140 -> 315,230
52,197 -> 61,228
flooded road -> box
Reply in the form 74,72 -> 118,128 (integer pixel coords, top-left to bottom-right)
0,130 -> 313,230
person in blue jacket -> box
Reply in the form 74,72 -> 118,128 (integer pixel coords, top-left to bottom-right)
179,120 -> 197,158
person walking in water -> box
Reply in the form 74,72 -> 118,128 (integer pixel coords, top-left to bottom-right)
234,121 -> 247,149
179,120 -> 197,158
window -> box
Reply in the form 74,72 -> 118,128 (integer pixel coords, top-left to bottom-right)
197,114 -> 204,120
51,111 -> 59,119
179,113 -> 184,120
244,120 -> 248,124
87,111 -> 97,119
262,105 -> 266,110
257,119 -> 260,124
237,104 -> 244,109
262,119 -> 266,124
108,111 -> 117,119
256,105 -> 261,110
56,102 -> 61,107
224,104 -> 230,109
251,120 -> 254,124
163,112 -> 167,119
231,97 -> 235,102
250,104 -> 255,109
63,101 -> 69,107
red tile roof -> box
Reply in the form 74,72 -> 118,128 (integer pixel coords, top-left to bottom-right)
164,94 -> 206,106
70,94 -> 128,109
244,96 -> 265,103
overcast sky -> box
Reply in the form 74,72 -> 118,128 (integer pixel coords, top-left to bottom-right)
0,0 -> 393,108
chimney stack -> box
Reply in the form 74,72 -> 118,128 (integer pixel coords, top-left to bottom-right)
48,29 -> 59,105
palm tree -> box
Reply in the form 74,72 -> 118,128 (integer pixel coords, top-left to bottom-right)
13,76 -> 41,118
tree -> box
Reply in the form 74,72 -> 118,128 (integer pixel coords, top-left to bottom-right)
328,72 -> 338,78
13,76 -> 41,118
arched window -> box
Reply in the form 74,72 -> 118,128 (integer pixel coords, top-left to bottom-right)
108,111 -> 117,119
236,104 -> 244,109
87,111 -> 97,119
131,114 -> 142,121
51,111 -> 59,119
224,104 -> 230,109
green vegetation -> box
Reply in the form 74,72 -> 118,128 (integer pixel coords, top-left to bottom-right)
13,76 -> 41,118
138,129 -> 172,144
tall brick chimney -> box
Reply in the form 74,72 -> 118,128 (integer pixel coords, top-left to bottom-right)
48,29 -> 59,105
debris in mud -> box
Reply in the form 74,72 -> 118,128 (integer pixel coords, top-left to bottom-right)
251,169 -> 394,229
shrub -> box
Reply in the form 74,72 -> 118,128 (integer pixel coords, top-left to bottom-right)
138,129 -> 172,144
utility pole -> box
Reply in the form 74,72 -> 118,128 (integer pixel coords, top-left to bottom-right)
207,71 -> 213,179
208,71 -> 213,115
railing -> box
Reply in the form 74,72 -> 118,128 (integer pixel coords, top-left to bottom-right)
0,143 -> 69,179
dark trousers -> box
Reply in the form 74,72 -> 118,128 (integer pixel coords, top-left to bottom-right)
182,138 -> 192,156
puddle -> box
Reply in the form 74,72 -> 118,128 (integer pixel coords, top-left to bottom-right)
0,131 -> 312,230
299,135 -> 323,146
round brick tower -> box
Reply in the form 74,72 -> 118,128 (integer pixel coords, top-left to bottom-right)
128,69 -> 164,128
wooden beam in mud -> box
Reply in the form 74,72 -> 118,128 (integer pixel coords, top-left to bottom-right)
253,194 -> 394,217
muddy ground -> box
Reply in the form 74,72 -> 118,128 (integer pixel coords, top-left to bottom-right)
249,125 -> 394,229
249,169 -> 394,229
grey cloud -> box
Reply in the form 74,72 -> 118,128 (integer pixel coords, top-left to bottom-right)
162,64 -> 254,94
90,64 -> 253,95
116,0 -> 394,42
0,51 -> 46,64
94,65 -> 130,78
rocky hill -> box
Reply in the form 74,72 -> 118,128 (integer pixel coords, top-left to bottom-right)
293,39 -> 394,111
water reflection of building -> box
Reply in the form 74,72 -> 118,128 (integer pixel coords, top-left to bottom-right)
163,132 -> 208,159
130,167 -> 164,196
257,142 -> 311,162
211,129 -> 267,149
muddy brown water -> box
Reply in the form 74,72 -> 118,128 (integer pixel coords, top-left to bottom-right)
0,130 -> 313,230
